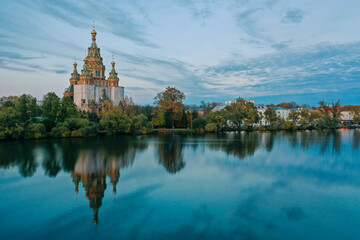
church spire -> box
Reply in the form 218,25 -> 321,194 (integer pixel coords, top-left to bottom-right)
91,21 -> 97,41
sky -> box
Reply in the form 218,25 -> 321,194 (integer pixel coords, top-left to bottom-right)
0,0 -> 360,106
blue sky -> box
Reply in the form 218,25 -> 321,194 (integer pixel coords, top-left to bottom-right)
1,0 -> 360,106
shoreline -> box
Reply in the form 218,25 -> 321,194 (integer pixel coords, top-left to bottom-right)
1,126 -> 359,141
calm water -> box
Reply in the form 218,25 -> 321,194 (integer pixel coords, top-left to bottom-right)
1,130 -> 360,239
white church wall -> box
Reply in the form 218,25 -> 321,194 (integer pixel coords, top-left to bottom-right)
74,85 -> 95,110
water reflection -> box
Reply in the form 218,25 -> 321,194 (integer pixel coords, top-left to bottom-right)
157,134 -> 185,174
1,130 -> 359,177
1,130 -> 360,229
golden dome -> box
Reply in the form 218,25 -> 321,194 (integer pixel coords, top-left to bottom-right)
91,29 -> 97,37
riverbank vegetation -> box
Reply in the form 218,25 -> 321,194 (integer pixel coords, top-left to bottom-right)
1,87 -> 359,140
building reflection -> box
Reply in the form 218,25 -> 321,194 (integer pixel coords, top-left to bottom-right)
67,137 -> 146,225
71,152 -> 124,224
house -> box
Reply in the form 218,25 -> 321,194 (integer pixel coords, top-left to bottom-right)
273,107 -> 296,119
255,104 -> 269,126
340,111 -> 355,124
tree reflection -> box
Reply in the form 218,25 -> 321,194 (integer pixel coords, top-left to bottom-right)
352,130 -> 360,150
207,132 -> 261,160
0,136 -> 148,225
42,142 -> 61,177
157,134 -> 185,174
264,132 -> 276,152
0,141 -> 38,177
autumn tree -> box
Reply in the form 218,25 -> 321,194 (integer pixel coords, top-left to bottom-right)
118,95 -> 136,117
277,102 -> 297,109
154,87 -> 186,128
223,99 -> 260,129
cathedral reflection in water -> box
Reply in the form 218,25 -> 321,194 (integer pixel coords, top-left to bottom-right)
70,153 -> 123,224
0,131 -> 359,226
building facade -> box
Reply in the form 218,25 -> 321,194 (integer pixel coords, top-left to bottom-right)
64,27 -> 124,112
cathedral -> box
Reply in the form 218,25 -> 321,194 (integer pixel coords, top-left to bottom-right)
64,27 -> 124,112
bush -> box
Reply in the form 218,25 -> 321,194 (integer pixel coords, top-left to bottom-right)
51,118 -> 98,138
26,123 -> 46,139
281,121 -> 297,131
51,125 -> 71,138
131,114 -> 153,134
100,108 -> 132,134
192,117 -> 208,130
205,123 -> 217,132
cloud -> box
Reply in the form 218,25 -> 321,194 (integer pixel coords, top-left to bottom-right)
193,42 -> 360,104
54,70 -> 67,74
19,0 -> 157,48
236,8 -> 272,42
282,9 -> 304,23
0,51 -> 41,60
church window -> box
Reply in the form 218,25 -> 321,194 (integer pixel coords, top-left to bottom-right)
96,71 -> 100,77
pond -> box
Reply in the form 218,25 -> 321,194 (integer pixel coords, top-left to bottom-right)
1,130 -> 360,239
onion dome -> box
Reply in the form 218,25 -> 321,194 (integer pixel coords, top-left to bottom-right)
108,60 -> 119,80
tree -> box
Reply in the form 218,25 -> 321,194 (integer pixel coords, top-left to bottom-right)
154,87 -> 186,128
131,114 -> 153,134
224,99 -> 260,129
288,110 -> 300,122
152,108 -> 165,128
41,92 -> 61,127
59,97 -> 80,122
118,95 -> 136,117
200,101 -> 217,117
207,111 -> 226,130
277,102 -> 296,109
16,94 -> 40,123
100,108 -> 132,134
318,100 -> 341,129
205,123 -> 217,132
192,117 -> 208,130
0,107 -> 23,139
264,108 -> 277,123
0,96 -> 19,108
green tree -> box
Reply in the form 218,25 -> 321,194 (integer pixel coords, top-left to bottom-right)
152,108 -> 165,128
154,87 -> 186,129
207,111 -> 226,130
26,123 -> 46,139
264,108 -> 277,123
100,108 -> 132,134
224,99 -> 259,129
205,123 -> 217,132
0,96 -> 19,108
41,92 -> 61,127
132,114 -> 153,134
16,94 -> 40,123
59,97 -> 80,122
192,117 -> 208,130
318,100 -> 341,129
0,107 -> 23,139
288,110 -> 300,122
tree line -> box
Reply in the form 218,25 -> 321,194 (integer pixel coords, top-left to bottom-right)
1,87 -> 359,140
